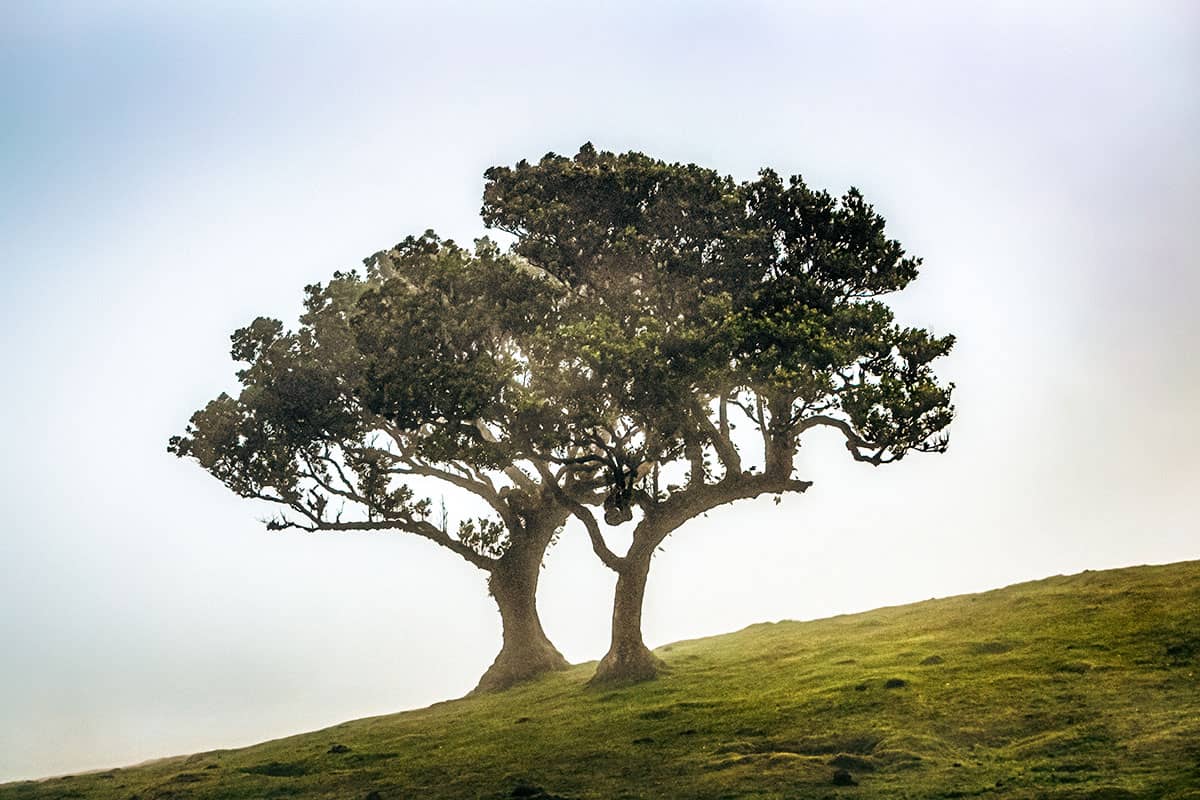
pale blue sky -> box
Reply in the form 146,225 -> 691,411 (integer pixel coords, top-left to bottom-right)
2,0 -> 1197,782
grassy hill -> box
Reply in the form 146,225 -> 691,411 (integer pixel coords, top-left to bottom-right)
4,561 -> 1198,800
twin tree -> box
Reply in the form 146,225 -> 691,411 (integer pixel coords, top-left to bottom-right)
170,145 -> 955,691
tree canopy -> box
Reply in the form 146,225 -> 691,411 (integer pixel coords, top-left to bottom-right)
170,234 -> 582,690
171,144 -> 955,687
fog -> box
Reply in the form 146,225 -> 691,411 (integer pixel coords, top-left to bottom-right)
1,1 -> 1197,782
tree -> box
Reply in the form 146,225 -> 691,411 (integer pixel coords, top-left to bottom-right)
482,145 -> 955,683
170,234 -> 592,691
173,144 -> 955,690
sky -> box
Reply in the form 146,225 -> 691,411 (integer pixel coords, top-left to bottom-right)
1,0 -> 1197,783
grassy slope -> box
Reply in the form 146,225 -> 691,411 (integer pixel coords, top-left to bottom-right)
4,561 -> 1198,800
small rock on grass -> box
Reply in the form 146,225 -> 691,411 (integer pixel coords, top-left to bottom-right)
832,769 -> 858,786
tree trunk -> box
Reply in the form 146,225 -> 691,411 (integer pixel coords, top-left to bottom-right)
590,547 -> 662,685
472,527 -> 568,693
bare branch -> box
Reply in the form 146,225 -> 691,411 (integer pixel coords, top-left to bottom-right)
729,396 -> 762,428
755,394 -> 770,461
270,514 -> 498,570
528,456 -> 625,569
685,437 -> 705,488
392,458 -> 517,530
689,397 -> 741,476
299,458 -> 370,507
794,414 -> 884,465
639,472 -> 813,548
250,451 -> 501,570
551,485 -> 624,571
504,465 -> 537,493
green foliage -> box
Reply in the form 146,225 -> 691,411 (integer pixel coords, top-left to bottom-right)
352,233 -> 554,440
9,561 -> 1197,799
168,233 -> 563,550
482,142 -> 741,290
483,144 -> 955,503
174,144 -> 956,534
457,516 -> 508,559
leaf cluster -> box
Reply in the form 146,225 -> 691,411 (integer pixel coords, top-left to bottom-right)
483,145 -> 956,492
169,234 -> 564,553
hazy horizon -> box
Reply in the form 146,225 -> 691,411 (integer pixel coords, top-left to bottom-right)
2,1 -> 1197,782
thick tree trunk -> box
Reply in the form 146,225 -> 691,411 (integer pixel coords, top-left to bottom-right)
472,525 -> 568,693
590,548 -> 662,685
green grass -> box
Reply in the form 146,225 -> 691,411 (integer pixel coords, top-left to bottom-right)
4,561 -> 1198,799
